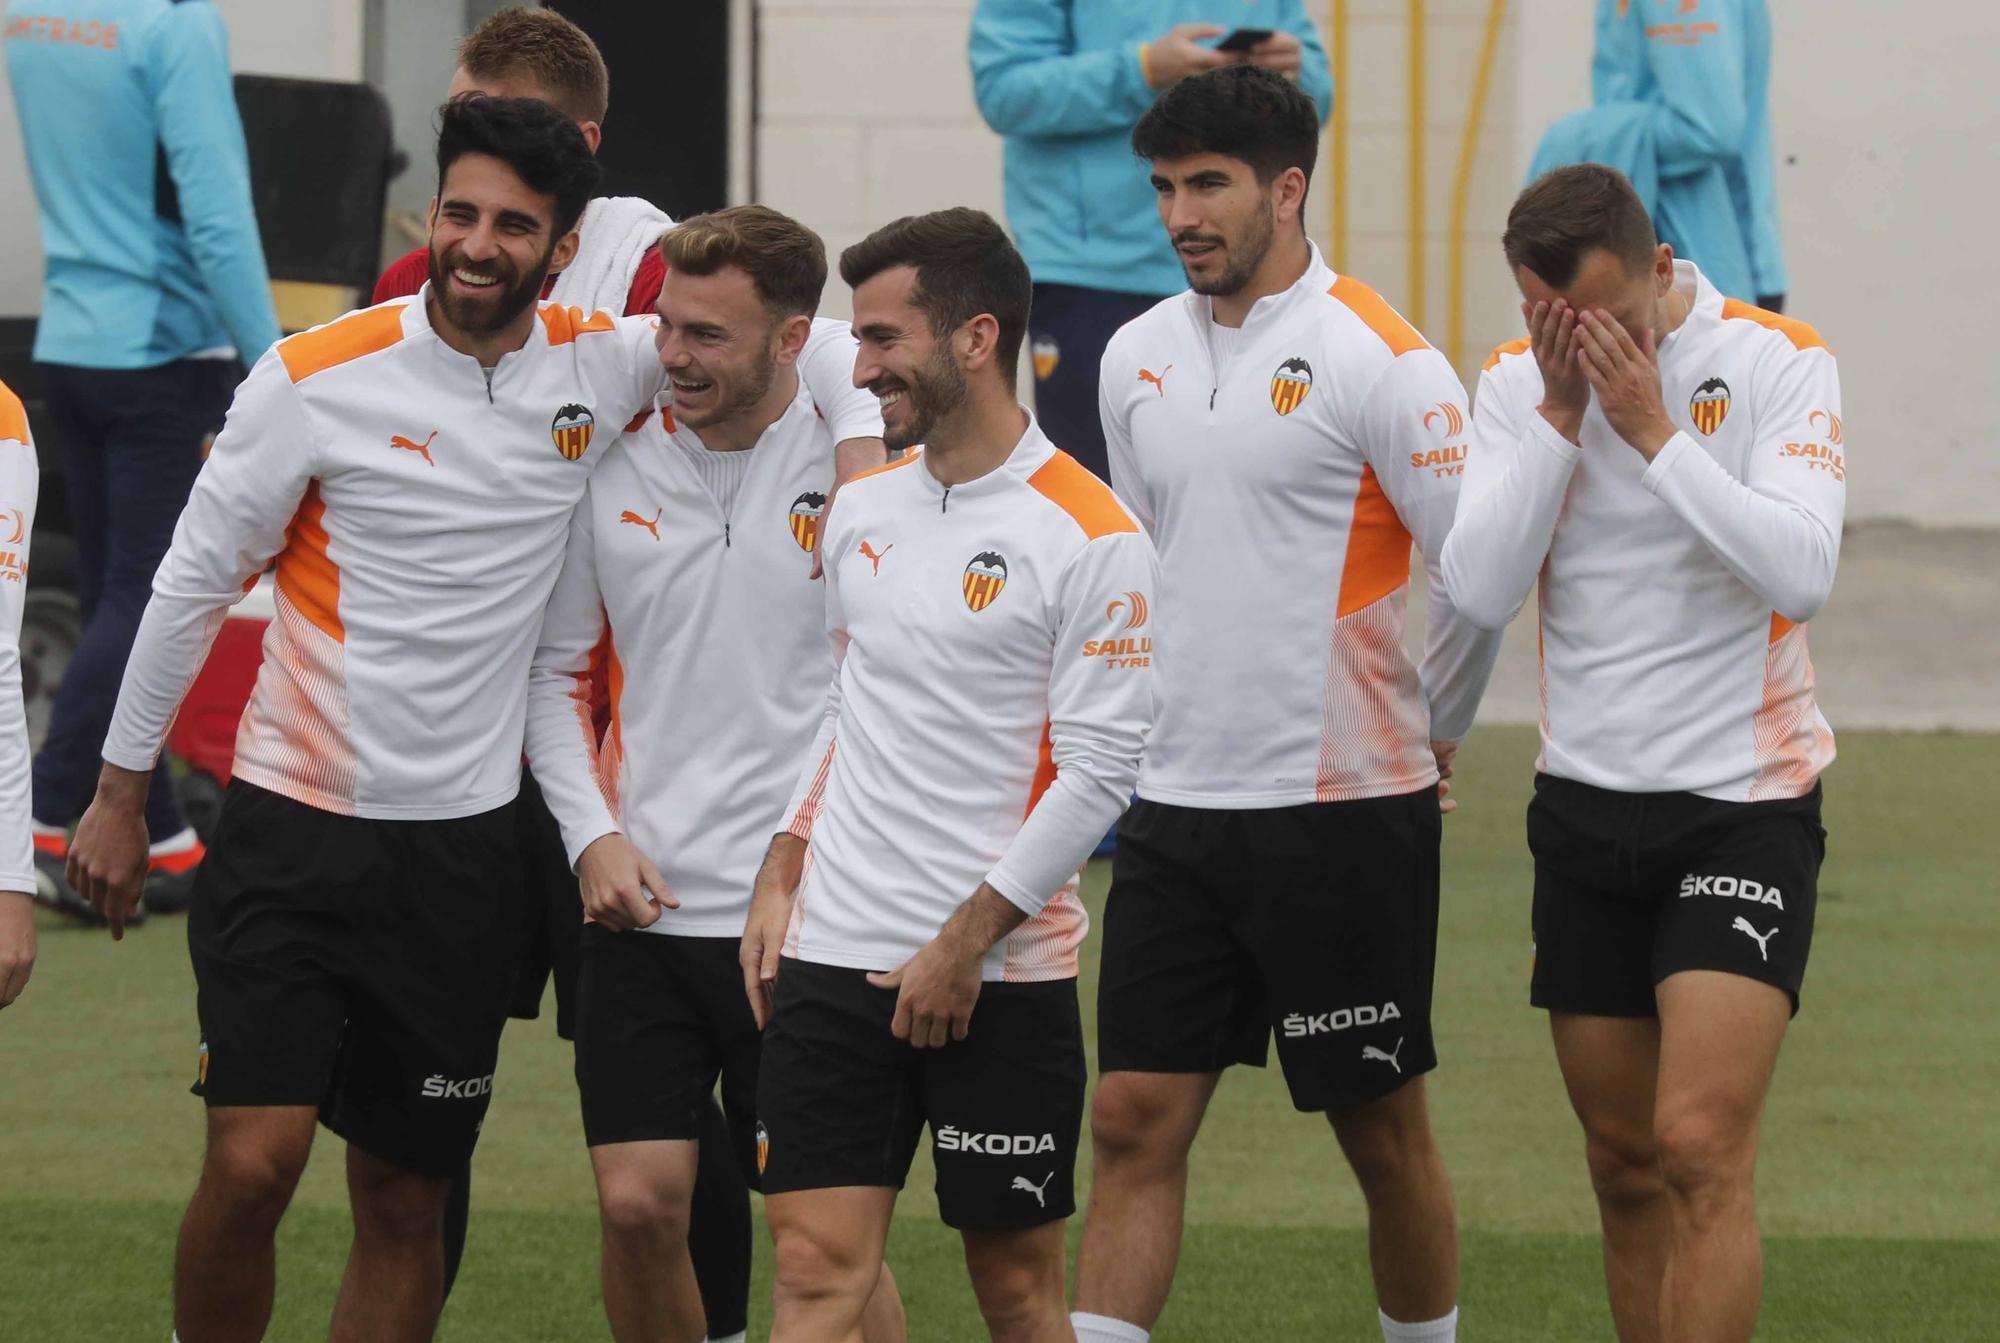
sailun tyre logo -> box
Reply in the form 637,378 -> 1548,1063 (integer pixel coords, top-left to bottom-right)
551,403 -> 596,460
1270,357 -> 1313,416
790,491 -> 827,552
1689,377 -> 1731,435
1105,591 -> 1149,629
963,551 -> 1008,612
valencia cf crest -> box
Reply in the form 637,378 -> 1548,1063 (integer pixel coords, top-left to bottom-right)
789,491 -> 827,552
756,1120 -> 769,1174
551,403 -> 596,460
963,551 -> 1008,612
1270,357 -> 1313,415
1689,378 -> 1731,435
1031,336 -> 1060,381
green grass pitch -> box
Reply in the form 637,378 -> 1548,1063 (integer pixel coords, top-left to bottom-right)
3,726 -> 1995,1339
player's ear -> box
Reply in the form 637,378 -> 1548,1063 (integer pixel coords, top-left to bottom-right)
958,313 -> 1001,374
1653,243 -> 1675,293
550,227 -> 582,276
425,196 -> 439,235
1275,165 -> 1308,227
578,121 -> 603,154
772,313 -> 812,367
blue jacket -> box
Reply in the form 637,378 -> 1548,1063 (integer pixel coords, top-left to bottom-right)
971,1 -> 1333,298
1530,0 -> 1786,302
4,0 -> 279,368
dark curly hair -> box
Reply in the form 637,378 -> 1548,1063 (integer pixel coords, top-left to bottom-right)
435,95 -> 601,240
1131,64 -> 1321,204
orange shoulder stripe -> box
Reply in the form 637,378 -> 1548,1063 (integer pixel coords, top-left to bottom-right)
1483,337 -> 1532,371
1328,277 -> 1429,357
845,451 -> 921,486
540,304 -> 618,345
1721,298 -> 1828,353
274,483 -> 342,642
1027,450 -> 1137,540
280,305 -> 408,384
0,380 -> 28,444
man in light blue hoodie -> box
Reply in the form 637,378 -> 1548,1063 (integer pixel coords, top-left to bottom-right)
4,0 -> 279,917
970,1 -> 1332,481
1529,0 -> 1787,309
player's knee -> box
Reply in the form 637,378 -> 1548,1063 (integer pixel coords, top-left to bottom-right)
1653,1106 -> 1753,1206
1088,1077 -> 1189,1167
771,1223 -> 872,1306
965,1242 -> 1063,1337
1582,1129 -> 1662,1209
595,1168 -> 690,1246
201,1142 -> 304,1225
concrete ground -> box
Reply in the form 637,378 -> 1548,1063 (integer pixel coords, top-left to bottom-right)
1409,523 -> 2000,732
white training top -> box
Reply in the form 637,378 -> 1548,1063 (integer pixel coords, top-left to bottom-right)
781,415 -> 1158,982
102,292 -> 665,819
1440,261 -> 1843,800
1101,245 -> 1501,808
525,319 -> 882,938
0,384 -> 36,894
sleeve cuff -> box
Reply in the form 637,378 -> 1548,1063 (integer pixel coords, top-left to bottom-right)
562,822 -> 623,873
1526,408 -> 1584,462
1640,431 -> 1697,494
982,866 -> 1050,919
101,743 -> 160,774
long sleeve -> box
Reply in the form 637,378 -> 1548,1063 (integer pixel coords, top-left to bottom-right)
102,352 -> 314,772
1278,0 -> 1336,124
1635,0 -> 1749,178
144,4 -> 281,364
1100,355 -> 1156,532
1352,350 -> 1503,744
783,523 -> 850,841
969,0 -> 1158,139
985,529 -> 1156,914
1440,362 -> 1583,632
0,407 -> 37,895
799,318 -> 885,448
1641,339 -> 1844,623
524,498 -> 619,868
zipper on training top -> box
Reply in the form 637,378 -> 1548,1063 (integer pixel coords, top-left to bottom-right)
941,485 -> 950,514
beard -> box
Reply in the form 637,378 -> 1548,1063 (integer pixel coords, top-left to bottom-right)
427,238 -> 553,336
883,340 -> 969,452
1180,198 -> 1276,298
674,349 -> 779,430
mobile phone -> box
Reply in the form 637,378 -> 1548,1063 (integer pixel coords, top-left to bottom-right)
1215,27 -> 1274,54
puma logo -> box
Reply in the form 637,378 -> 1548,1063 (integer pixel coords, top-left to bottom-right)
859,540 -> 892,575
390,430 -> 437,467
619,507 -> 662,540
1733,916 -> 1778,962
1011,1172 -> 1055,1208
1361,1037 -> 1405,1074
1137,365 -> 1172,397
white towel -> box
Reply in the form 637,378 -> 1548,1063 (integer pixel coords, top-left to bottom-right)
547,194 -> 675,314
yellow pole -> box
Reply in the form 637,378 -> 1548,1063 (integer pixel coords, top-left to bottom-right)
1449,0 -> 1507,373
1330,0 -> 1349,272
1407,0 -> 1425,329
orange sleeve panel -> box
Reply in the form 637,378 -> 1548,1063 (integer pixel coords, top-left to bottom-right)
1026,450 -> 1138,539
1328,277 -> 1430,357
279,305 -> 408,384
1720,299 -> 1829,353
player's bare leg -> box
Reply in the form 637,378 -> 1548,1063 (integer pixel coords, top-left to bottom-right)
1653,971 -> 1789,1343
767,1185 -> 897,1343
963,1220 -> 1073,1343
1071,1070 -> 1219,1327
861,1260 -> 909,1342
174,1105 -> 317,1343
591,1139 -> 707,1343
328,1145 -> 451,1342
1326,1077 -> 1459,1324
1551,1012 -> 1669,1342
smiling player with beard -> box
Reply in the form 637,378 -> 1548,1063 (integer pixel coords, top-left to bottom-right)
67,96 -> 675,1342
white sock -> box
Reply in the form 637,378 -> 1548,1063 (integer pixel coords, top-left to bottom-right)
1071,1313 -> 1150,1343
32,819 -> 66,838
705,1334 -> 748,1343
149,826 -> 201,857
1380,1306 -> 1458,1341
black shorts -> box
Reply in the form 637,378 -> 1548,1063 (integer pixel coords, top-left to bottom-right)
1098,792 -> 1441,1111
757,958 -> 1085,1231
1527,774 -> 1825,1017
187,781 -> 530,1177
573,925 -> 762,1185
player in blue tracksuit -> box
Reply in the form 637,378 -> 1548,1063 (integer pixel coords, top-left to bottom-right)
1529,0 -> 1786,309
4,0 -> 279,915
969,1 -> 1332,480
